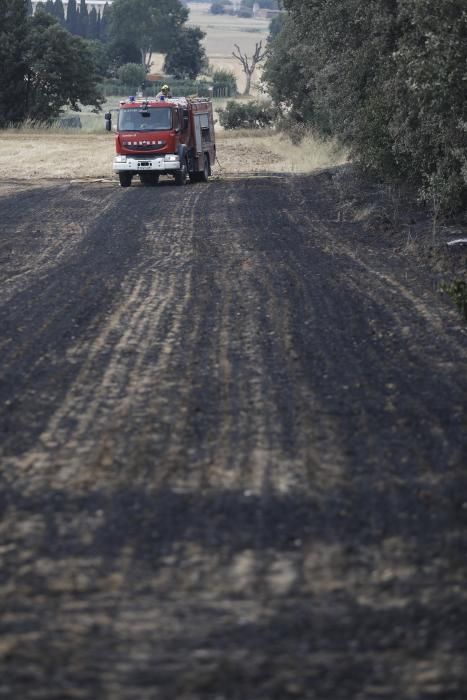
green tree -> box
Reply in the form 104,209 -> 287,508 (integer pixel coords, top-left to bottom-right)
100,2 -> 111,41
109,0 -> 189,71
25,9 -> 103,121
279,0 -> 399,140
266,0 -> 467,208
117,62 -> 146,87
212,68 -> 237,96
95,10 -> 101,39
83,38 -> 112,78
163,26 -> 207,79
78,0 -> 89,37
88,6 -> 98,39
0,0 -> 29,126
65,0 -> 78,34
390,0 -> 467,207
107,38 -> 141,70
53,0 -> 65,26
262,13 -> 313,125
37,0 -> 65,26
268,12 -> 285,39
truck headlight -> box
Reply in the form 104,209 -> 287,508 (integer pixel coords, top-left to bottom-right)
115,155 -> 127,163
164,154 -> 179,162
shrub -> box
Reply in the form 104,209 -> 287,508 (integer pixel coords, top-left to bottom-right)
117,63 -> 146,88
441,280 -> 467,321
212,69 -> 238,97
217,100 -> 277,129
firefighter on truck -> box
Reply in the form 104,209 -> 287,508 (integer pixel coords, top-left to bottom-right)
104,94 -> 216,188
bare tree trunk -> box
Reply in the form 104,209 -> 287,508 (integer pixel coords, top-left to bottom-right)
141,48 -> 152,73
244,71 -> 253,96
232,42 -> 268,97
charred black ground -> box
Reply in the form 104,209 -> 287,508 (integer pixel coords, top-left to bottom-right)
0,172 -> 466,699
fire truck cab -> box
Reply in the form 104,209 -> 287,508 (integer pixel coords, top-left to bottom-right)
105,96 -> 216,187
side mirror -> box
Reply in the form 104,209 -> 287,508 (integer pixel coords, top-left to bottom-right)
104,112 -> 112,131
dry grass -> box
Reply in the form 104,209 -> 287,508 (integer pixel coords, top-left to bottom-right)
0,132 -> 115,180
261,133 -> 347,173
217,130 -> 347,174
0,128 -> 346,181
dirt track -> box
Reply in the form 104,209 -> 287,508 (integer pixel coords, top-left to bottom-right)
1,172 -> 467,699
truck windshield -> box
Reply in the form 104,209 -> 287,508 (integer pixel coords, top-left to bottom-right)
118,107 -> 172,131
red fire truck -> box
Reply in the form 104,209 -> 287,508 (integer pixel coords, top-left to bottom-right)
105,96 -> 216,187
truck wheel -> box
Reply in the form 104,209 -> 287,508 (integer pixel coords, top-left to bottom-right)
140,173 -> 159,186
174,159 -> 188,186
119,173 -> 132,188
200,154 -> 210,182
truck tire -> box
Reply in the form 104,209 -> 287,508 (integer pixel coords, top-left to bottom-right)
189,155 -> 210,184
119,173 -> 132,188
200,154 -> 210,183
174,159 -> 188,186
140,173 -> 159,186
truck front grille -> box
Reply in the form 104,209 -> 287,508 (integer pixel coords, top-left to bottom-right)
126,144 -> 163,151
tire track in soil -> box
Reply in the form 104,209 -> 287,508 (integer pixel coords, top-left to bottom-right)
3,185 -> 202,493
1,174 -> 467,699
0,185 -> 146,460
189,179 -> 348,495
0,185 -> 115,305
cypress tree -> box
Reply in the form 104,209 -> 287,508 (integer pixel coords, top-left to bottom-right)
44,0 -> 54,16
0,0 -> 29,125
78,0 -> 88,37
96,9 -> 101,39
54,0 -> 65,25
88,6 -> 98,39
100,2 -> 110,42
66,0 -> 78,34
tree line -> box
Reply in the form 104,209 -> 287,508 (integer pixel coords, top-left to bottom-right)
35,0 -> 207,78
32,0 -> 111,41
263,0 -> 467,209
0,0 -> 207,126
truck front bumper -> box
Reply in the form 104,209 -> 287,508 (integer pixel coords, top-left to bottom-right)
113,155 -> 180,173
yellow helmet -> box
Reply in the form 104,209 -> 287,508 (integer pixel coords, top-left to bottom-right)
162,84 -> 170,92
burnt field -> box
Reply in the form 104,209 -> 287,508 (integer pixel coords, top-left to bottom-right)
1,172 -> 467,699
